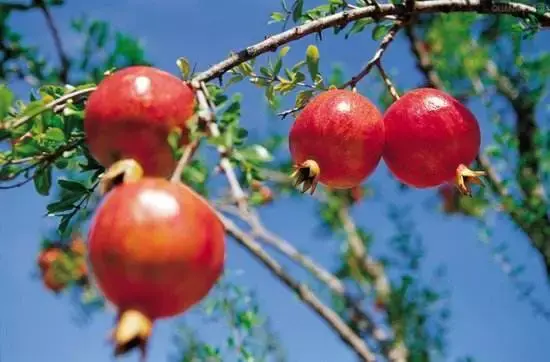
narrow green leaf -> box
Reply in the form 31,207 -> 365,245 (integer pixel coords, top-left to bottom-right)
0,85 -> 14,120
58,179 -> 89,193
372,23 -> 393,41
269,11 -> 286,24
176,57 -> 191,80
34,166 -> 53,196
346,18 -> 373,38
305,45 -> 320,81
279,46 -> 291,58
292,0 -> 304,22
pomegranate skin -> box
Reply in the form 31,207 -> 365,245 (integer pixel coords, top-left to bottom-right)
84,66 -> 196,177
87,179 -> 225,320
289,89 -> 384,189
382,88 -> 481,188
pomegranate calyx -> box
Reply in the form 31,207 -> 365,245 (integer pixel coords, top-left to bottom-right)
111,310 -> 153,361
455,164 -> 486,197
99,159 -> 144,195
290,159 -> 320,195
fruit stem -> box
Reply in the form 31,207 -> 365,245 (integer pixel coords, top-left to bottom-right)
290,159 -> 320,195
455,163 -> 486,197
99,159 -> 144,195
111,309 -> 153,361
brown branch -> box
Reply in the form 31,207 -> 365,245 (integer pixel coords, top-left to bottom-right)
218,204 -> 402,358
375,62 -> 400,101
342,21 -> 404,89
193,0 -> 550,83
217,212 -> 378,362
35,0 -> 70,82
169,139 -> 200,183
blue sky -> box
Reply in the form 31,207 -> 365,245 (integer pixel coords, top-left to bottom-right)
1,1 -> 550,362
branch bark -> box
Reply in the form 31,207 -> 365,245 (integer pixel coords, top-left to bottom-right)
193,0 -> 550,83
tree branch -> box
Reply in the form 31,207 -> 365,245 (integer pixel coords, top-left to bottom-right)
217,212 -> 378,362
35,0 -> 70,83
0,86 -> 96,134
193,0 -> 550,83
342,20 -> 405,89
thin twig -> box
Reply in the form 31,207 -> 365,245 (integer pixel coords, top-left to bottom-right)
192,0 -> 550,83
375,62 -> 400,101
342,21 -> 404,89
35,0 -> 70,82
217,212 -> 378,362
169,140 -> 200,183
1,87 -> 96,132
218,203 -> 397,357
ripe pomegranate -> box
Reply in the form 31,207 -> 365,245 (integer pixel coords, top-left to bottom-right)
382,88 -> 485,195
289,89 -> 384,194
84,65 -> 197,186
87,177 -> 225,358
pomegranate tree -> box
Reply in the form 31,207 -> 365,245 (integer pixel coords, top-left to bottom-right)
84,65 -> 197,188
382,88 -> 486,195
87,174 -> 226,358
289,89 -> 384,193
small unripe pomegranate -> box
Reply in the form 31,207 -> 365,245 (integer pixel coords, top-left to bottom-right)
42,267 -> 67,294
37,247 -> 63,272
289,89 -> 384,193
84,65 -> 197,185
382,88 -> 485,195
88,176 -> 225,359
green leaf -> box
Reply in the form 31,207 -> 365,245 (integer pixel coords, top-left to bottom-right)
279,46 -> 291,58
292,0 -> 304,22
305,45 -> 320,81
240,145 -> 273,163
58,179 -> 89,193
15,139 -> 41,157
176,57 -> 192,80
372,23 -> 393,41
46,194 -> 82,214
45,127 -> 65,142
295,90 -> 315,108
34,166 -> 53,196
0,84 -> 14,120
346,18 -> 373,38
269,11 -> 286,24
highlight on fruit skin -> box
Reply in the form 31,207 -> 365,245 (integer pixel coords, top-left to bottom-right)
288,89 -> 385,194
87,175 -> 225,360
381,87 -> 486,196
84,65 -> 197,178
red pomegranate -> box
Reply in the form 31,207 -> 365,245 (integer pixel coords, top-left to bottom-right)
382,88 -> 485,195
84,66 -> 196,180
87,177 -> 225,358
289,89 -> 384,193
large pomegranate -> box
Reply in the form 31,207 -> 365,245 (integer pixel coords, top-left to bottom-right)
288,89 -> 384,193
87,177 -> 225,358
382,88 -> 485,195
84,66 -> 196,181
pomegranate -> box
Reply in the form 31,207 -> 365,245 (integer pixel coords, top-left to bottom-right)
289,89 -> 384,193
42,267 -> 67,294
382,88 -> 485,195
87,176 -> 225,358
37,247 -> 63,272
84,65 -> 197,188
